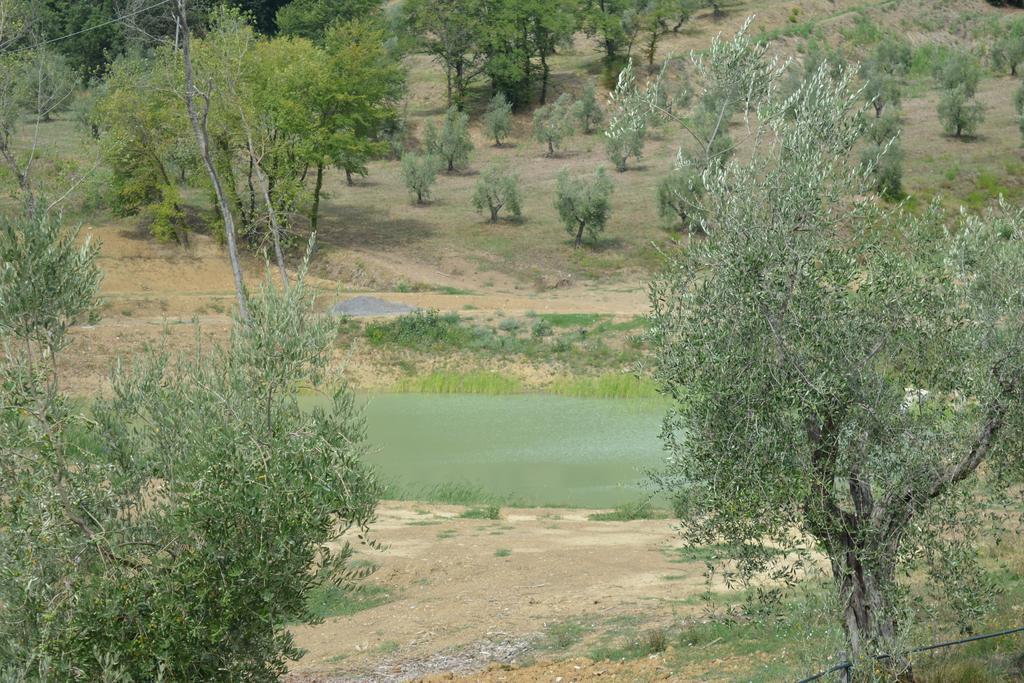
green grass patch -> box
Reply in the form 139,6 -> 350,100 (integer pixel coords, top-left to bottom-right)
394,371 -> 522,395
588,500 -> 669,521
535,313 -> 604,327
494,548 -> 512,557
545,619 -> 592,650
550,373 -> 660,399
303,583 -> 390,620
460,504 -> 501,520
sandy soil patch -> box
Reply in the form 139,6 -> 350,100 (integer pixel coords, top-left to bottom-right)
284,502 -> 714,682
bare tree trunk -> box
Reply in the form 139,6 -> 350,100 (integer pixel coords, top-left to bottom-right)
243,134 -> 289,291
540,51 -> 550,105
310,161 -> 324,234
345,168 -> 354,186
574,221 -> 585,248
175,0 -> 249,321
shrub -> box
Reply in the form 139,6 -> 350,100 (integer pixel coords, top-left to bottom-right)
364,309 -> 469,348
0,213 -> 381,680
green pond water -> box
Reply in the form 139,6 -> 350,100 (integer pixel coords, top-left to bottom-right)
355,393 -> 669,508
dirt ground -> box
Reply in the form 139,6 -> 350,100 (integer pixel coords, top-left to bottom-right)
283,502 -> 722,683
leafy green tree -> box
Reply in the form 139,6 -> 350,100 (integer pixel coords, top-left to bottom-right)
934,50 -> 984,137
0,214 -> 382,679
637,0 -> 678,65
472,163 -> 522,222
480,0 -> 577,106
94,54 -> 193,242
573,80 -> 605,133
533,92 -> 576,156
404,0 -> 487,109
37,0 -> 123,77
554,167 -> 614,247
649,24 -> 1024,675
605,60 -> 650,171
483,91 -> 513,146
401,152 -> 441,203
275,0 -> 382,42
656,164 -> 704,231
14,47 -> 76,122
580,0 -> 632,60
425,106 -> 473,172
320,20 -> 406,185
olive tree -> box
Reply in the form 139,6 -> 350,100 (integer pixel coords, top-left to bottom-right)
573,80 -> 604,133
860,109 -> 904,200
860,38 -> 910,118
554,167 -> 613,247
0,214 -> 382,679
656,162 -> 704,231
425,106 -> 474,172
401,152 -> 441,203
605,59 -> 650,171
649,24 -> 1024,677
934,51 -> 984,138
483,91 -> 513,146
472,163 -> 521,222
533,92 -> 575,156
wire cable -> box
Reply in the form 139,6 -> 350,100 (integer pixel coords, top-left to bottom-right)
0,0 -> 173,54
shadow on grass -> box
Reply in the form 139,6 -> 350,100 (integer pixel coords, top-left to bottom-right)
314,203 -> 437,250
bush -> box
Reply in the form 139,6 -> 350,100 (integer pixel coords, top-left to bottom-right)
0,213 -> 381,680
364,309 -> 470,348
460,504 -> 501,519
531,319 -> 554,338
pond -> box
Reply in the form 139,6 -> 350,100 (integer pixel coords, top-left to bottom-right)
356,393 -> 669,508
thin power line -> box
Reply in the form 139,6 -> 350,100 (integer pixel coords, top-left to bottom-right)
0,0 -> 173,54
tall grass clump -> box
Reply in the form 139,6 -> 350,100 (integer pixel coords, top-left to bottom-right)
550,373 -> 659,399
382,481 -> 506,506
394,371 -> 522,395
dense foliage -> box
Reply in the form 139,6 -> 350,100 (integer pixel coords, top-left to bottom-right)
0,212 -> 381,679
650,25 -> 1024,674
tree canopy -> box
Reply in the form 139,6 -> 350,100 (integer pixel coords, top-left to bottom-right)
650,24 -> 1024,675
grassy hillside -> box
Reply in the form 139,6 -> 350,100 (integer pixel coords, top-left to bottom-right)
8,0 -> 1024,393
